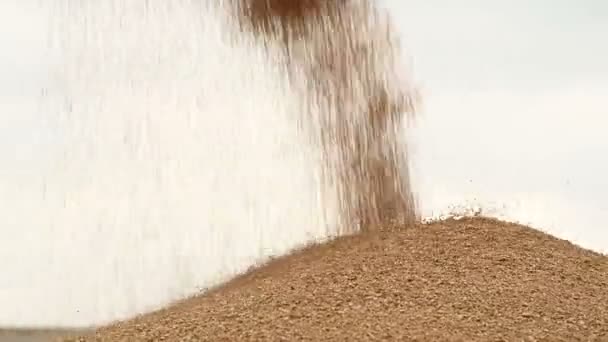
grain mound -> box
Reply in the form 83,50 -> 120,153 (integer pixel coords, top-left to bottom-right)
66,218 -> 608,341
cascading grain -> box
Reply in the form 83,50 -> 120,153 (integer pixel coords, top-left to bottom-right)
234,0 -> 419,232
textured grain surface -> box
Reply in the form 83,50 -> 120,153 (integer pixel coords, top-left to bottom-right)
64,217 -> 608,341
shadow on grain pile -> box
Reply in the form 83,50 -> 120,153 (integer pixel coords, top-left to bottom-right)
59,1 -> 608,341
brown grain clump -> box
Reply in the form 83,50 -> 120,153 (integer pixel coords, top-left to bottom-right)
65,218 -> 608,341
234,0 -> 420,233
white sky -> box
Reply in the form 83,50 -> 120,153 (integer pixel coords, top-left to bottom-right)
2,1 -> 607,171
385,0 -> 608,92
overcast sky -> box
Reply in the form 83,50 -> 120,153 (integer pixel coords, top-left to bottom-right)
384,0 -> 608,92
1,1 -> 607,197
2,1 -> 607,155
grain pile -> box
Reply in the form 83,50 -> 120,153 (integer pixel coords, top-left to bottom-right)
65,218 -> 608,341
